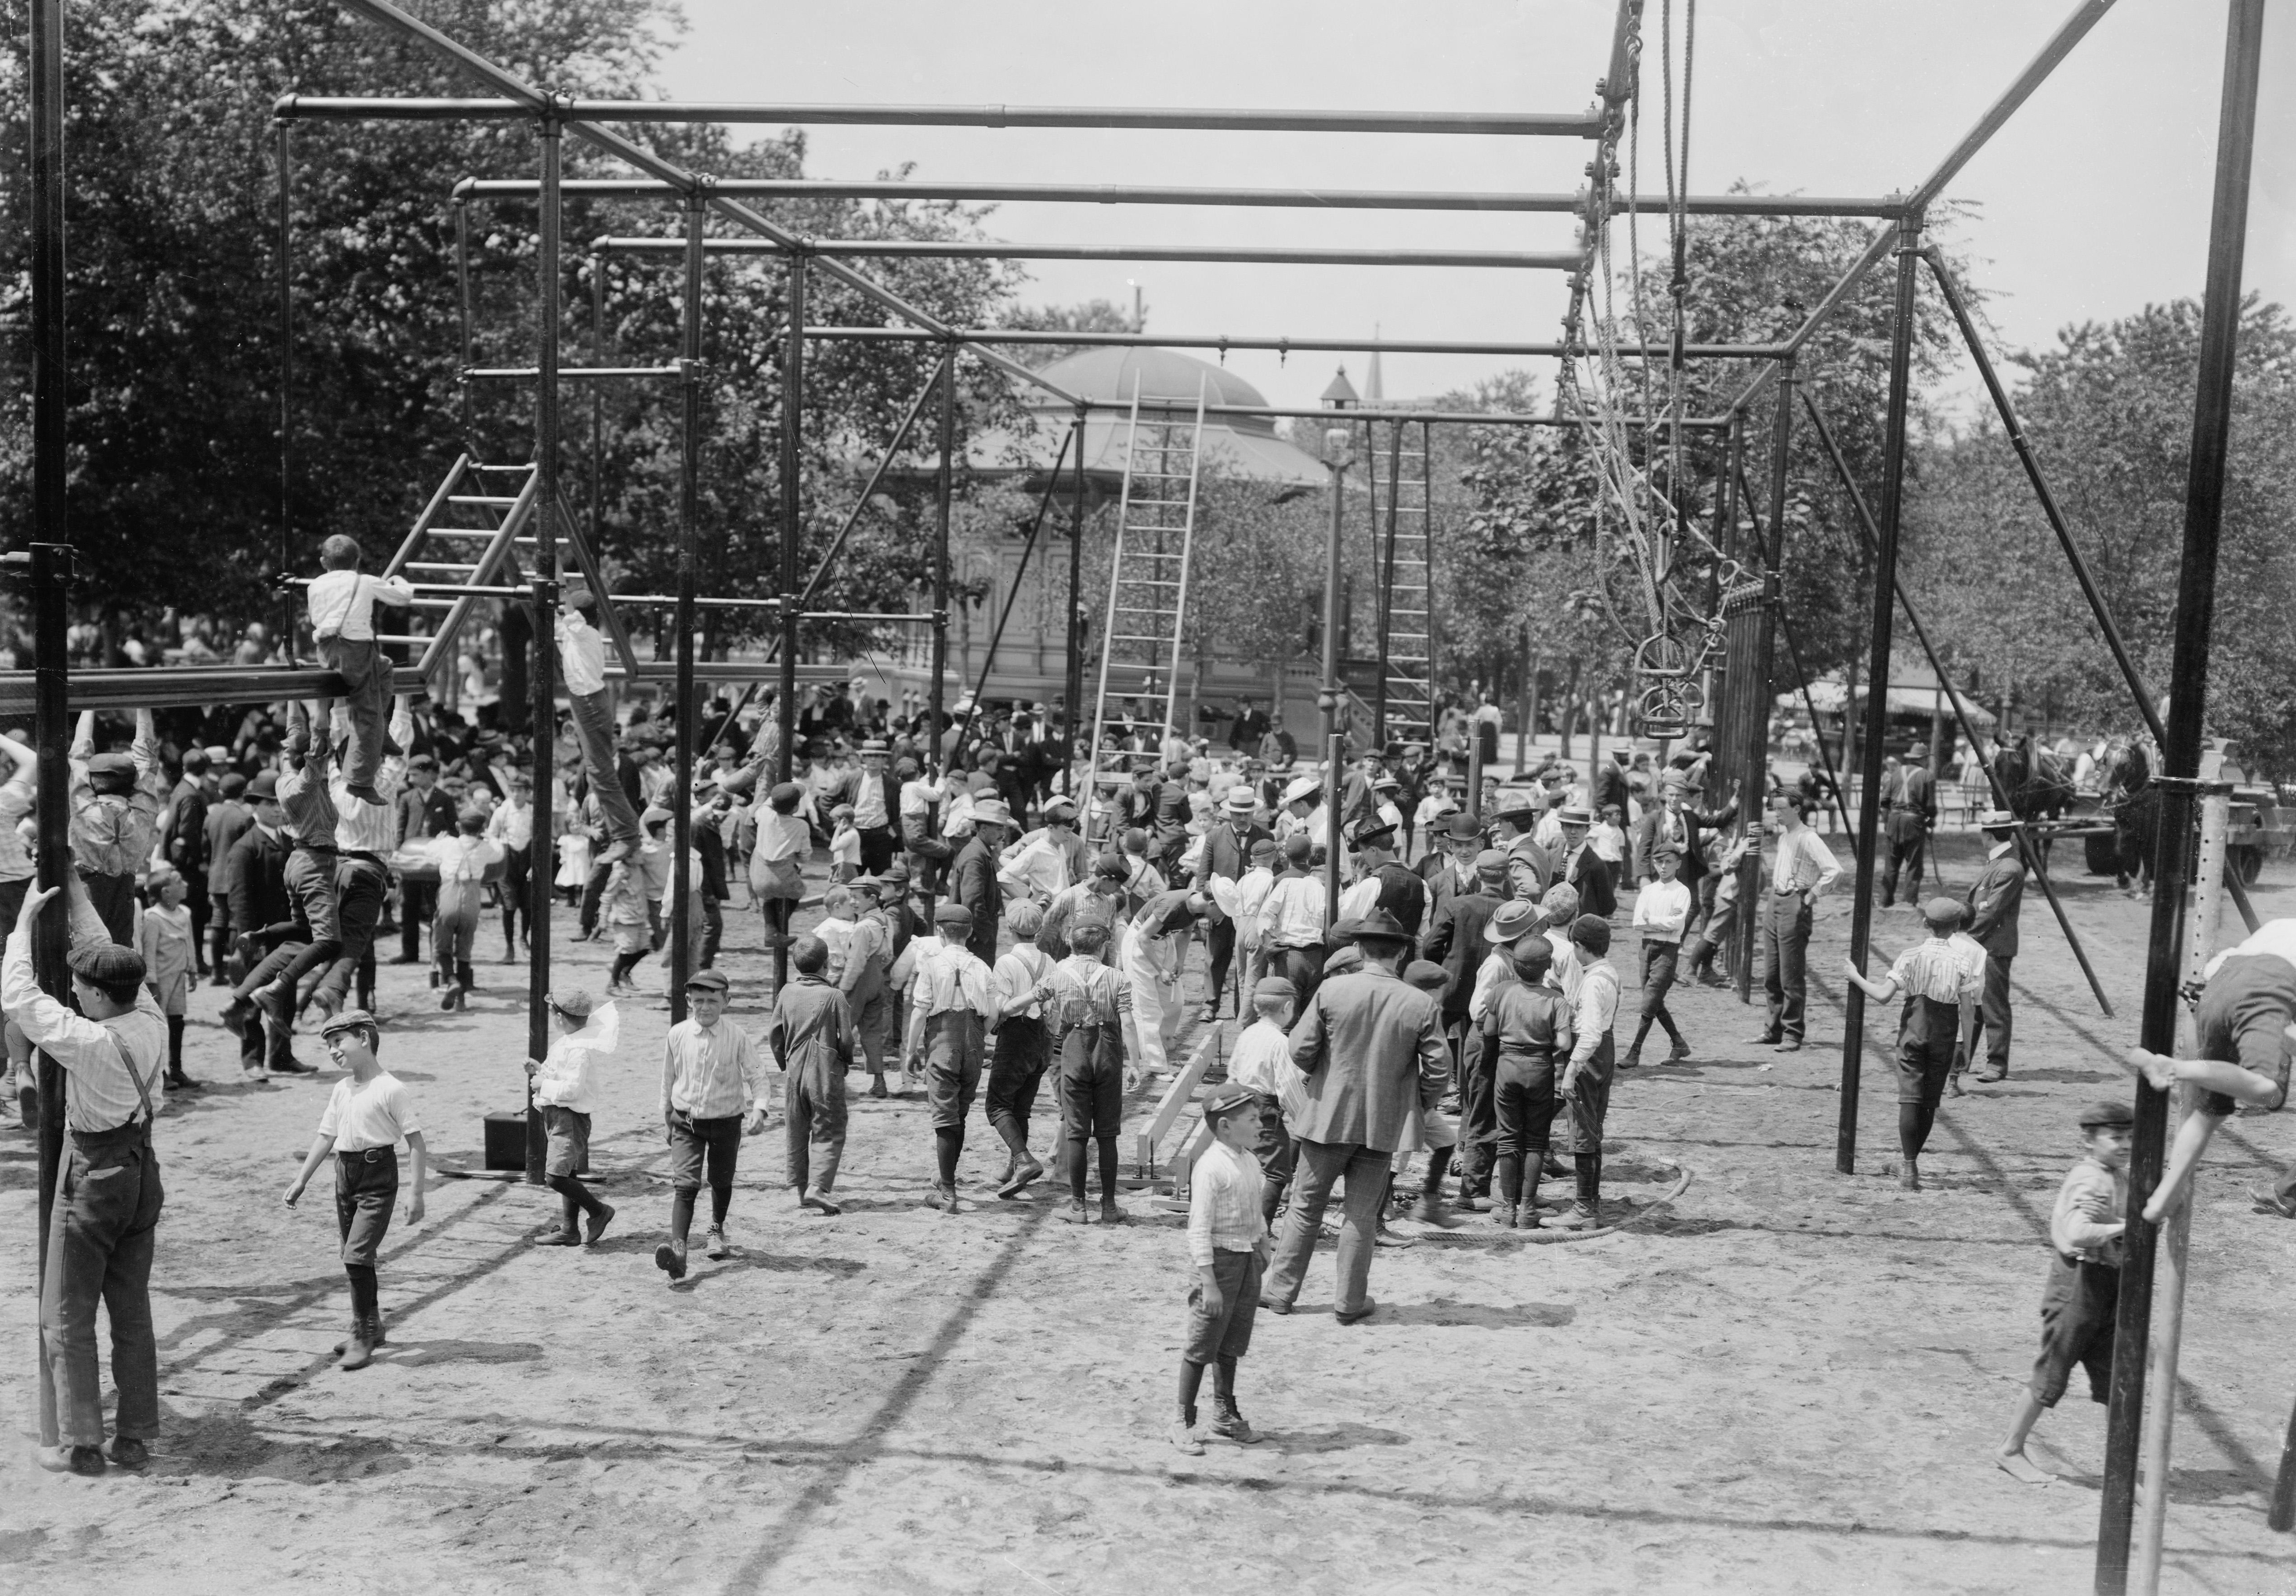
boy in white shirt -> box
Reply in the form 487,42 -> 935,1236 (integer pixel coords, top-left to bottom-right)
306,534 -> 411,804
284,1009 -> 427,1370
1224,976 -> 1305,1223
1170,1083 -> 1270,1456
828,802 -> 862,883
138,865 -> 200,1090
525,989 -> 619,1247
1623,845 -> 1692,1068
424,809 -> 502,1011
555,588 -> 642,864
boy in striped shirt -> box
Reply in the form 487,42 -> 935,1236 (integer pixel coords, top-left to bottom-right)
1843,896 -> 1983,1191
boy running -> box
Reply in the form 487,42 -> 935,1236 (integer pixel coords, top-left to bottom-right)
656,968 -> 769,1280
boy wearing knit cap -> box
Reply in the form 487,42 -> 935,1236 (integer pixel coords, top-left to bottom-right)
1841,896 -> 1984,1191
772,934 -> 857,1215
285,1009 -> 428,1372
655,968 -> 769,1280
897,902 -> 1000,1212
1997,1099 -> 2131,1484
525,990 -> 619,1246
7,878 -> 170,1474
1170,1083 -> 1270,1455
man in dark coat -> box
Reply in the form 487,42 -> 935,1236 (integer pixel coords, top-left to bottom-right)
1881,750 -> 1938,907
949,798 -> 1015,965
201,770 -> 255,984
221,772 -> 308,1075
1961,809 -> 2026,1083
1228,696 -> 1270,755
1259,911 -> 1449,1323
1634,774 -> 1740,982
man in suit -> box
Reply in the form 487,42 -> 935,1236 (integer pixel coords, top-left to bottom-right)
949,798 -> 1014,966
1418,811 -> 1484,925
1489,800 -> 1554,903
163,749 -> 218,977
1634,774 -> 1741,983
201,770 -> 254,984
1882,749 -> 1937,907
1259,909 -> 1449,1324
1227,695 -> 1270,755
1417,848 -> 1510,1209
220,772 -> 308,1076
1192,786 -> 1272,1021
1962,809 -> 2026,1083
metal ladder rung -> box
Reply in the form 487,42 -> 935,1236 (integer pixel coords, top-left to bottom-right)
447,495 -> 522,506
405,561 -> 483,572
373,634 -> 428,644
428,526 -> 518,538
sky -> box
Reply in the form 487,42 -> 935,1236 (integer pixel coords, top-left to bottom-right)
654,0 -> 2295,417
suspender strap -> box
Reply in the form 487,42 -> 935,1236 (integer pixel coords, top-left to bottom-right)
110,1031 -> 159,1127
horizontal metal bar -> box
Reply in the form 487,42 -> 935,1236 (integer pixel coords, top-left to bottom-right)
1111,401 -> 1730,429
0,659 -> 862,714
463,364 -> 682,381
280,96 -> 1606,137
459,176 -> 1907,218
802,326 -> 1790,360
595,237 -> 1576,270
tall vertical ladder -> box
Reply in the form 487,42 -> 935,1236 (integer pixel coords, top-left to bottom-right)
1088,378 -> 1208,838
1365,415 -> 1436,751
377,455 -> 638,684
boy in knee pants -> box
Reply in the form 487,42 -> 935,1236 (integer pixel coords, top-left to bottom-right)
1048,919 -> 1132,1224
525,990 -> 619,1247
1170,1083 -> 1271,1455
655,968 -> 768,1281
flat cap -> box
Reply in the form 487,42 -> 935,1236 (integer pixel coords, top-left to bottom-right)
1402,960 -> 1448,992
933,902 -> 975,933
319,1005 -> 380,1038
1201,1083 -> 1260,1120
68,942 -> 146,987
1920,896 -> 1965,926
1253,975 -> 1296,1000
548,989 -> 594,1022
2078,1100 -> 2135,1128
684,968 -> 730,993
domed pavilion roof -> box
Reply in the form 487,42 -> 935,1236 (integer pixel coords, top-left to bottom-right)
996,345 -> 1324,487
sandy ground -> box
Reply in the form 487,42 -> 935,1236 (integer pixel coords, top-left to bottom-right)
3,834 -> 2295,1596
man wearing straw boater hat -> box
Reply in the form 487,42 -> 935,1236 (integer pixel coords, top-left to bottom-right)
1961,809 -> 2026,1084
1193,784 -> 1273,1023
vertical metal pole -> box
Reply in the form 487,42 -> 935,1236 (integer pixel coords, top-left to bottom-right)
525,117 -> 562,1187
1320,455 -> 1345,751
277,121 -> 296,665
1065,403 -> 1088,786
524,573 -> 555,1183
27,0 -> 67,1448
589,253 -> 604,591
1837,213 -> 1923,1176
922,343 -> 955,926
1324,732 -> 1345,926
2130,787 -> 2231,1592
456,197 -> 474,443
2099,3 -> 2265,1585
1515,626 -> 1533,777
669,196 -> 704,1020
1736,359 -> 1794,1005
774,251 -> 806,998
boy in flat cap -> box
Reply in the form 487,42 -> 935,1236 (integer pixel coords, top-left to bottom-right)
1997,1099 -> 2131,1484
284,1008 -> 428,1372
985,899 -> 1057,1198
772,934 -> 856,1216
1842,896 -> 1984,1191
1170,1082 -> 1271,1455
838,874 -> 897,1098
1624,844 -> 1693,1068
656,968 -> 769,1280
7,877 -> 170,1473
525,989 -> 619,1246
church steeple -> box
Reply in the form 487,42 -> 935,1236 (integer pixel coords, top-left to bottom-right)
1365,324 -> 1384,404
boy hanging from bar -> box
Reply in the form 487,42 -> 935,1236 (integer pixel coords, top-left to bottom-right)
2131,918 -> 2296,1224
556,585 -> 643,868
1843,896 -> 1984,1192
305,533 -> 412,805
68,708 -> 165,946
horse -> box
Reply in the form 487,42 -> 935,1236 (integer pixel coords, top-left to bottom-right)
2101,739 -> 2158,896
1994,733 -> 2077,871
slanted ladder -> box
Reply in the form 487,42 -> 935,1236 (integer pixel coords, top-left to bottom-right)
1365,416 -> 1436,752
377,455 -> 638,683
1088,377 -> 1207,838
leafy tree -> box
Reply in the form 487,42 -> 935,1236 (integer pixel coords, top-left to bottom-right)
999,297 -> 1141,367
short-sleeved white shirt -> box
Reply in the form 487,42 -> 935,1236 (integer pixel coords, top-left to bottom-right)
316,1070 -> 421,1152
309,570 -> 384,642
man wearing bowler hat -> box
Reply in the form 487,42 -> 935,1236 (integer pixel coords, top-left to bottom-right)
1259,908 -> 1448,1324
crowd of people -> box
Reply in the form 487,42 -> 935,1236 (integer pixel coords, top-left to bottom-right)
18,543 -> 2291,1474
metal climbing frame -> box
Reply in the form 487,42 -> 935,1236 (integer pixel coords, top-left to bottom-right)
1088,379 -> 1208,836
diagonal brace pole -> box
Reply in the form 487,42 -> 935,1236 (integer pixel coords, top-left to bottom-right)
1803,391 -> 2112,1018
964,424 -> 1077,716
